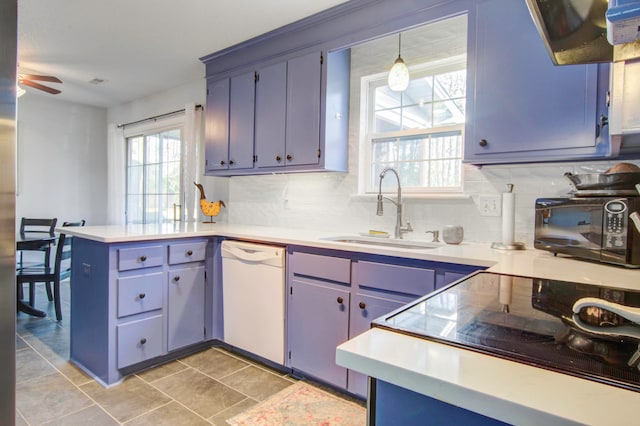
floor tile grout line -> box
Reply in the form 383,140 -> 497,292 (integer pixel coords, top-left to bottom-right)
19,334 -> 92,386
18,336 -> 124,425
119,400 -> 201,426
131,367 -> 218,424
140,352 -> 292,421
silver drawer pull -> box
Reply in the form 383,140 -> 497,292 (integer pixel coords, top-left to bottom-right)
140,338 -> 147,345
138,293 -> 146,300
139,255 -> 147,262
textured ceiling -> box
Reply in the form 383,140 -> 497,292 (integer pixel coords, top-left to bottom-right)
17,0 -> 350,108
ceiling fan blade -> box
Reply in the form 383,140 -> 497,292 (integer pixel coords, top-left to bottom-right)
20,79 -> 61,95
19,74 -> 62,83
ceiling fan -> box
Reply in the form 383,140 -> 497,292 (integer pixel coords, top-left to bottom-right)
18,73 -> 62,95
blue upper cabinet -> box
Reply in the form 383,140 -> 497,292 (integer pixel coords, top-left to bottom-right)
204,49 -> 349,176
284,51 -> 322,167
229,72 -> 256,170
255,52 -> 324,169
202,0 -> 615,171
204,79 -> 230,173
464,0 -> 611,164
255,61 -> 287,168
205,72 -> 255,172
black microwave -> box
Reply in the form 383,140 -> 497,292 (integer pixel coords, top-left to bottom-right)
535,197 -> 640,268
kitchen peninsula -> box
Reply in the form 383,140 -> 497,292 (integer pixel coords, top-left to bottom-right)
61,223 -> 640,423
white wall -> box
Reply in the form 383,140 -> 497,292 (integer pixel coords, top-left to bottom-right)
16,94 -> 108,226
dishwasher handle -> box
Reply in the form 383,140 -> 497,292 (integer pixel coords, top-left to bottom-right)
222,243 -> 283,264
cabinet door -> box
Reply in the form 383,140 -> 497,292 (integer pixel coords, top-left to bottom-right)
465,0 -> 603,163
255,61 -> 287,168
117,315 -> 164,368
167,265 -> 205,351
229,71 -> 256,170
348,294 -> 406,397
285,51 -> 322,166
205,79 -> 230,172
288,278 -> 349,389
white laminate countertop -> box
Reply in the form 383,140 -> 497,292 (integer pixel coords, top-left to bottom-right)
60,222 -> 640,424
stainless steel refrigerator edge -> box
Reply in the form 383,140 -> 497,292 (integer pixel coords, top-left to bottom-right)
0,0 -> 17,422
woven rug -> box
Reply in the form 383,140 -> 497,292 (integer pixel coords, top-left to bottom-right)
227,381 -> 366,426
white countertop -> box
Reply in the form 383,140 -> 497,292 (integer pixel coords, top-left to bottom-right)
60,222 -> 640,423
59,222 -> 639,287
337,328 -> 639,426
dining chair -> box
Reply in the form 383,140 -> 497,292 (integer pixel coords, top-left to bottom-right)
18,217 -> 57,268
17,217 -> 58,305
36,220 -> 85,302
16,233 -> 72,321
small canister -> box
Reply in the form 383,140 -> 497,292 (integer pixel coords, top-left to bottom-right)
443,225 -> 464,245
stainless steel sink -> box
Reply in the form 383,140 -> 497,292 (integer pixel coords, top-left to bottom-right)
322,235 -> 439,250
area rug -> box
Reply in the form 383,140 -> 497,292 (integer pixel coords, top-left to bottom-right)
227,381 -> 366,426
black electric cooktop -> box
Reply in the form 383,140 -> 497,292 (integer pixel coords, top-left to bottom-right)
374,271 -> 640,392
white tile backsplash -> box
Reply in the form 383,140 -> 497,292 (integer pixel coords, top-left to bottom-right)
225,159 -> 636,246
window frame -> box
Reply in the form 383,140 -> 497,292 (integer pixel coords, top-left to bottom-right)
124,116 -> 184,225
359,55 -> 467,195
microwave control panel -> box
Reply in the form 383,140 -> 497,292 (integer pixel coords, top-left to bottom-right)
603,199 -> 628,249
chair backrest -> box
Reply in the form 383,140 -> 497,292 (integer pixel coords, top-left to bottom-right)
20,217 -> 57,236
62,220 -> 85,227
55,233 -> 73,279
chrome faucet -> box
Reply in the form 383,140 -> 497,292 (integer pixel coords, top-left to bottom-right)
376,167 -> 413,239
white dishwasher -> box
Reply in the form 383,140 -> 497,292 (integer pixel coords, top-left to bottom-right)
221,240 -> 285,364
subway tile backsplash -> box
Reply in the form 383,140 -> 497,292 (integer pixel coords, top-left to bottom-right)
225,159 -> 628,246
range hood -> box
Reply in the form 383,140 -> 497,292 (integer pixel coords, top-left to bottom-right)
525,0 -> 613,65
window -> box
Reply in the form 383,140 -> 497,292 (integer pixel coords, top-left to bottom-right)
356,13 -> 468,195
126,128 -> 182,224
363,60 -> 466,194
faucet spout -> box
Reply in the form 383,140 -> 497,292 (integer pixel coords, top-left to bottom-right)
376,167 -> 412,239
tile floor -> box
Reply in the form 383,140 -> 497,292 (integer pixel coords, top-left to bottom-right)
16,281 -> 362,425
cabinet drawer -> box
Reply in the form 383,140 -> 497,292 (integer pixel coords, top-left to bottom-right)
117,273 -> 164,318
168,240 -> 207,265
289,251 -> 350,284
117,315 -> 163,368
352,261 -> 435,296
118,246 -> 163,271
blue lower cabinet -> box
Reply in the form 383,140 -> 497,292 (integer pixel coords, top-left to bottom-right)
288,277 -> 350,388
70,237 -> 209,385
348,294 -> 406,397
167,265 -> 206,352
286,246 -> 484,397
373,380 -> 509,425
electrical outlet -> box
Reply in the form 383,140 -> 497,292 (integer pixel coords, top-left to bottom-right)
479,195 -> 501,217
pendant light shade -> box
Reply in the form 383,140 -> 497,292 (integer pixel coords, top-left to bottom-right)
388,33 -> 410,92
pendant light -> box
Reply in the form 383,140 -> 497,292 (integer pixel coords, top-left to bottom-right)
388,32 -> 410,92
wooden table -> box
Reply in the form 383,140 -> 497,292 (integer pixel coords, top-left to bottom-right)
16,233 -> 56,317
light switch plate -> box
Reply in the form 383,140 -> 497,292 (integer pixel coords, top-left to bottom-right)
478,195 -> 501,217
